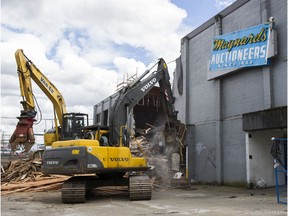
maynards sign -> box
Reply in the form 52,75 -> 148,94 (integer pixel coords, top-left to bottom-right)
208,21 -> 277,80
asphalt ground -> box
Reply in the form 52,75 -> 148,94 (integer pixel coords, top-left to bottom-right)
1,184 -> 287,216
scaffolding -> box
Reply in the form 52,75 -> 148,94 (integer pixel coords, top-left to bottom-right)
116,73 -> 138,91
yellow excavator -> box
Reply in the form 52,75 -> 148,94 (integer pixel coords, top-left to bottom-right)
12,49 -> 183,203
10,49 -> 89,151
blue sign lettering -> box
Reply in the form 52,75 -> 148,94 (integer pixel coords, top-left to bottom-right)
210,23 -> 270,71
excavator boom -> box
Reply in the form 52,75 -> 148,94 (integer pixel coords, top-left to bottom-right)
10,49 -> 69,152
15,49 -> 67,125
109,58 -> 179,146
11,49 -> 90,152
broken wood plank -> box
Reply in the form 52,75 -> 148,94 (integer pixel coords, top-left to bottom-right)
1,176 -> 70,191
1,187 -> 31,195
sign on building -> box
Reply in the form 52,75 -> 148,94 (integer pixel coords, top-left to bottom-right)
208,20 -> 277,80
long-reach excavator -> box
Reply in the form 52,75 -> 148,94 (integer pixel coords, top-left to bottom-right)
11,49 -> 183,203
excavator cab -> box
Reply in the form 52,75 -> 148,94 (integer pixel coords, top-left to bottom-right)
62,113 -> 89,140
44,112 -> 89,145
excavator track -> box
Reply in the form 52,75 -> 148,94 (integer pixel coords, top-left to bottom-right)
62,177 -> 87,203
129,175 -> 152,201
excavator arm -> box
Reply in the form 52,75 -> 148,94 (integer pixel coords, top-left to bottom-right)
109,58 -> 179,147
10,49 -> 67,152
15,49 -> 67,125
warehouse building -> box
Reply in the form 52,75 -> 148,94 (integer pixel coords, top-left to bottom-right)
173,0 -> 287,187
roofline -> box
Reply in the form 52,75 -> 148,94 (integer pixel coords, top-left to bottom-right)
181,0 -> 250,43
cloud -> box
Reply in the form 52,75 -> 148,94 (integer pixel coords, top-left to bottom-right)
114,57 -> 147,77
215,0 -> 235,9
2,0 -> 187,60
1,0 -> 188,136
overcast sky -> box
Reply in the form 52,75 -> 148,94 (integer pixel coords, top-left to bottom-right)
1,0 -> 235,140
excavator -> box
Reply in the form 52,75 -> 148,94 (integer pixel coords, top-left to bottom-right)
11,49 -> 183,203
10,49 -> 89,154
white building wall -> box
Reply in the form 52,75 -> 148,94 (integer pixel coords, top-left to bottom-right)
246,129 -> 286,187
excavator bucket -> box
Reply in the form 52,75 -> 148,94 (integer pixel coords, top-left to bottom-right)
9,111 -> 36,154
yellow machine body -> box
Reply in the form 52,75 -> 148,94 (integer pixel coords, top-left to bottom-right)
42,127 -> 148,175
51,139 -> 147,169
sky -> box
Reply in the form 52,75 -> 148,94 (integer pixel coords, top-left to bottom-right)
1,0 -> 236,141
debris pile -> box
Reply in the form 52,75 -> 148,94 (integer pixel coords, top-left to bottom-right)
129,136 -> 151,157
130,126 -> 188,189
1,158 -> 69,195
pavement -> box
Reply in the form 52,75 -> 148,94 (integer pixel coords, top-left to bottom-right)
1,184 -> 287,216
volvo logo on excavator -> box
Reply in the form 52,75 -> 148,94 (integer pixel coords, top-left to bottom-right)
141,78 -> 157,92
46,160 -> 59,165
110,157 -> 129,162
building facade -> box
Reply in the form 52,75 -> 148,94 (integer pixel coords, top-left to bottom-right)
174,0 -> 287,187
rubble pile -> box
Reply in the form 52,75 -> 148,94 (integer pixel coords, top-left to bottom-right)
129,136 -> 151,157
1,158 -> 69,195
130,127 -> 188,189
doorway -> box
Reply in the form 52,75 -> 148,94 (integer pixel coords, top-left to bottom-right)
246,129 -> 287,187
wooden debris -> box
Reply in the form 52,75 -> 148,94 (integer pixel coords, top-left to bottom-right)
1,158 -> 70,195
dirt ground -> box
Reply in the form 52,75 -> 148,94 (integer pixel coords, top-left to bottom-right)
1,185 -> 287,216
